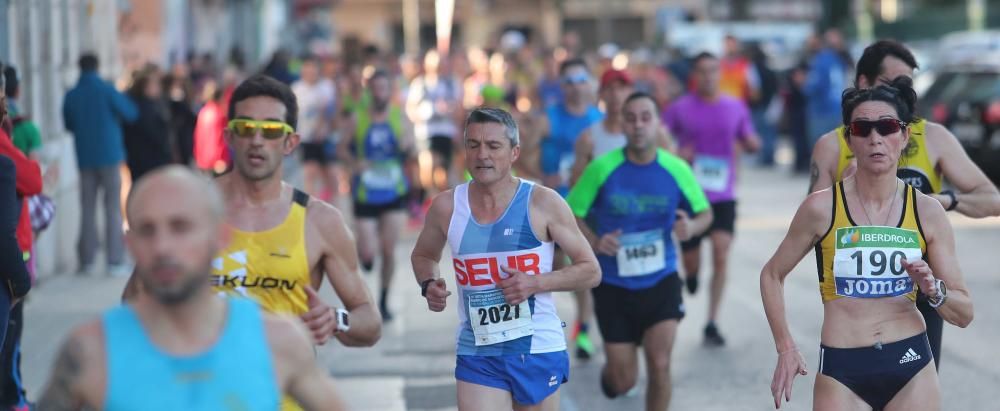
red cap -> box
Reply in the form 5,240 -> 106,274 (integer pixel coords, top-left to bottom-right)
600,69 -> 632,89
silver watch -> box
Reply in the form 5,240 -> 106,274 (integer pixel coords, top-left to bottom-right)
928,279 -> 948,308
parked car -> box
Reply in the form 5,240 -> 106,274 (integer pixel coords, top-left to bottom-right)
917,35 -> 1000,186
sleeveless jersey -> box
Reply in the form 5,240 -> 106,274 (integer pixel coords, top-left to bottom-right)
815,182 -> 927,302
103,298 -> 279,411
352,106 -> 408,205
212,189 -> 311,315
448,180 -> 564,356
589,122 -> 626,160
542,104 -> 604,194
567,149 -> 709,290
836,119 -> 941,194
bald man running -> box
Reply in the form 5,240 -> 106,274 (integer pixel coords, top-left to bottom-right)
39,166 -> 345,411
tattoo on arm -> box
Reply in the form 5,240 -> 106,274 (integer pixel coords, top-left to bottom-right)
808,160 -> 820,194
38,339 -> 84,411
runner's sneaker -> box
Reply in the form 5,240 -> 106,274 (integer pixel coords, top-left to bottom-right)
575,330 -> 595,360
684,275 -> 699,295
703,322 -> 726,347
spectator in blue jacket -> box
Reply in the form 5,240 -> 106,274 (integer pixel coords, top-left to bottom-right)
62,53 -> 138,277
804,28 -> 850,149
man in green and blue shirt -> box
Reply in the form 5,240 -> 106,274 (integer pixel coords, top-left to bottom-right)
567,92 -> 713,410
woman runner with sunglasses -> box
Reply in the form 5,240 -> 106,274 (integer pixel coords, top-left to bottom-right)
760,77 -> 973,410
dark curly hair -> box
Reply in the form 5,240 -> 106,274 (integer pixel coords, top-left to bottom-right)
841,75 -> 918,128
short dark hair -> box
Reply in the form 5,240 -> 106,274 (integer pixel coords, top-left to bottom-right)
692,51 -> 717,66
559,58 -> 587,75
855,40 -> 918,87
79,53 -> 99,72
227,74 -> 299,130
841,76 -> 918,128
3,65 -> 18,97
623,91 -> 660,113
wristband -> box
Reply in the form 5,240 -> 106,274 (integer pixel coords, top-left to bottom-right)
420,278 -> 436,297
941,190 -> 958,211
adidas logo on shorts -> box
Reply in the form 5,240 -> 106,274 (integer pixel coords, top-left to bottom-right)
549,376 -> 558,387
899,348 -> 922,364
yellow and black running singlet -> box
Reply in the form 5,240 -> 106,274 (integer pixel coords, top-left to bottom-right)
815,182 -> 927,303
211,189 -> 312,411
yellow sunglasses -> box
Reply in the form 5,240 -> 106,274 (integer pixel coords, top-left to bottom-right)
227,119 -> 294,139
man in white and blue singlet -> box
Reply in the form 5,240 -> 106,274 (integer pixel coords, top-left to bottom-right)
411,107 -> 601,411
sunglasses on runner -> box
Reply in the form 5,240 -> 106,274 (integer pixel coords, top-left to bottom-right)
849,118 -> 907,137
227,119 -> 294,139
562,73 -> 590,85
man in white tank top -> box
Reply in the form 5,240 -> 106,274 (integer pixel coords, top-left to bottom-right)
411,108 -> 600,411
571,69 -> 674,186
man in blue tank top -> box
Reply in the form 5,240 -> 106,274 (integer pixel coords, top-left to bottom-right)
36,166 -> 344,411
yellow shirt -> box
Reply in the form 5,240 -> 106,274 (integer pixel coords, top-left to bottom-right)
212,189 -> 312,411
836,119 -> 942,194
816,182 -> 926,303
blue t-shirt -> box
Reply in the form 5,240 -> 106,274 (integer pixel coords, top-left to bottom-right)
566,149 -> 709,290
541,104 -> 603,194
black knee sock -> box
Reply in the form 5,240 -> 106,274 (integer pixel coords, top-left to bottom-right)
379,288 -> 389,311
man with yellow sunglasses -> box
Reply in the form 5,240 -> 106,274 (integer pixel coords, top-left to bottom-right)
125,74 -> 382,411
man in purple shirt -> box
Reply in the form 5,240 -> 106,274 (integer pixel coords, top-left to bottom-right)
662,52 -> 760,347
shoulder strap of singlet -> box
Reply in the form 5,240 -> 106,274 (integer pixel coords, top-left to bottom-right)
292,189 -> 309,207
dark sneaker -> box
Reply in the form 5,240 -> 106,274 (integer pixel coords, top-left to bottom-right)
703,323 -> 726,347
684,275 -> 699,295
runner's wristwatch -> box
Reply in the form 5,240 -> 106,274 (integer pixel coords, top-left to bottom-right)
941,190 -> 958,211
335,308 -> 350,333
928,279 -> 948,308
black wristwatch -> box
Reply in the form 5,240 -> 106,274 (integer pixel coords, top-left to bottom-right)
941,190 -> 958,211
420,278 -> 436,297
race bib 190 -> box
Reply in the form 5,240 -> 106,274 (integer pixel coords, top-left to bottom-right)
693,155 -> 730,193
616,229 -> 666,277
832,226 -> 922,298
467,289 -> 534,346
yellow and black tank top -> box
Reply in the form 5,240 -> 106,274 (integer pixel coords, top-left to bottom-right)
815,182 -> 927,303
212,189 -> 311,314
835,119 -> 942,194
211,189 -> 312,411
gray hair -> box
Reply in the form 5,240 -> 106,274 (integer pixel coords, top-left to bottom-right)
464,107 -> 520,147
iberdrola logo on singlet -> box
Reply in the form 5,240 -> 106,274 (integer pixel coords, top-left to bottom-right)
833,226 -> 921,298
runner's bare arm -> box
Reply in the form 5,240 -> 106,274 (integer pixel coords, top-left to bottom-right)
914,194 -> 973,327
760,191 -> 831,352
37,322 -> 104,411
411,191 -> 454,285
739,133 -> 762,153
926,122 -> 1000,218
760,192 -> 829,408
312,203 -> 381,347
808,131 -> 842,193
268,315 -> 347,411
569,129 -> 592,187
533,187 -> 600,291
